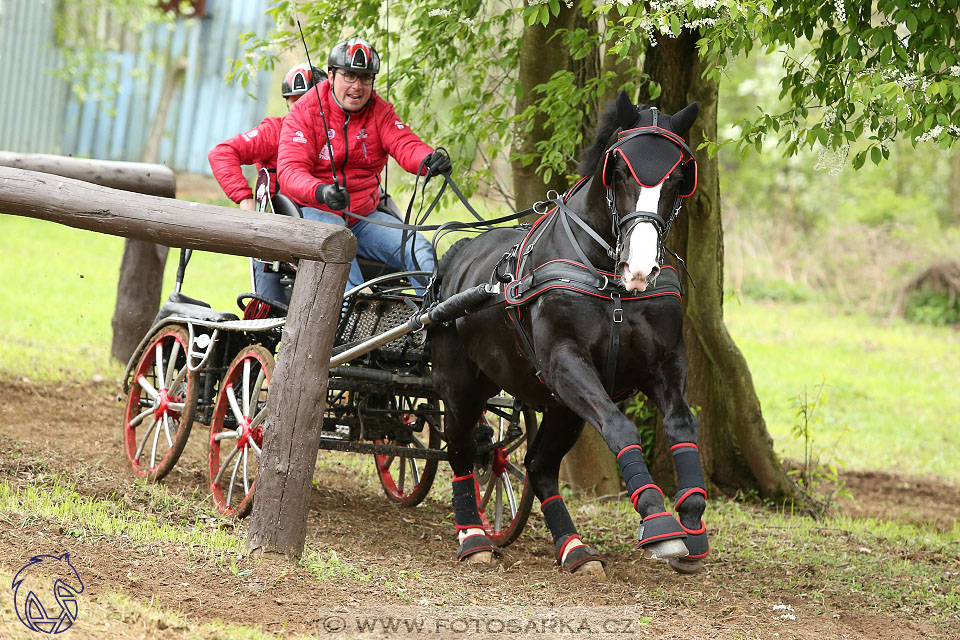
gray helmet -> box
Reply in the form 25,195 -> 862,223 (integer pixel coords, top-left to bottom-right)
328,37 -> 380,75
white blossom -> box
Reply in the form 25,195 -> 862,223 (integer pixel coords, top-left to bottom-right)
834,0 -> 846,23
949,65 -> 960,77
429,8 -> 451,16
814,143 -> 850,176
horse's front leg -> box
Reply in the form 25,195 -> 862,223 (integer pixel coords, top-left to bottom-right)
538,341 -> 689,563
648,354 -> 709,574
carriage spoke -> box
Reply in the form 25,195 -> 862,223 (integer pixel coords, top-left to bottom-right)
241,360 -> 251,417
169,366 -> 187,394
214,430 -> 239,442
408,456 -> 421,485
249,407 -> 268,430
128,408 -> 153,429
502,473 -> 518,516
150,412 -> 163,468
250,368 -> 267,413
213,446 -> 240,485
167,402 -> 185,411
164,341 -> 181,388
494,477 -> 504,532
479,472 -> 497,511
226,385 -> 245,424
506,461 -> 525,482
162,414 -> 174,448
227,454 -> 242,506
249,438 -> 262,457
137,376 -> 159,400
242,446 -> 250,495
154,344 -> 165,387
504,439 -> 525,456
134,418 -> 158,461
398,456 -> 407,493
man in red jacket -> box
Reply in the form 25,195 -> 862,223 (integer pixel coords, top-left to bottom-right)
277,37 -> 450,293
208,63 -> 325,211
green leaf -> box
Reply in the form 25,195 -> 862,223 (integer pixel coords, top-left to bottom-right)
870,146 -> 881,165
670,14 -> 682,36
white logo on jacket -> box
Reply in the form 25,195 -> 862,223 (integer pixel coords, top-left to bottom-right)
241,129 -> 258,141
292,130 -> 307,144
394,120 -> 405,130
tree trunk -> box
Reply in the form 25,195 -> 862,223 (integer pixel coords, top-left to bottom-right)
640,33 -> 795,500
111,241 -> 169,363
512,7 -> 576,212
947,148 -> 960,227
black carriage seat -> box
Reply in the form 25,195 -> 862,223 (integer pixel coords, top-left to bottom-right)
270,193 -> 303,218
151,291 -> 239,327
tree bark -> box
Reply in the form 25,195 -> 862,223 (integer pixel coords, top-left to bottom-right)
512,7 -> 577,212
639,34 -> 795,500
246,260 -> 352,561
111,241 -> 169,363
947,148 -> 960,227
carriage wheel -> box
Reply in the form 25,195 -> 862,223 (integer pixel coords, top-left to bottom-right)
373,396 -> 441,507
124,325 -> 198,481
208,345 -> 274,518
473,404 -> 538,547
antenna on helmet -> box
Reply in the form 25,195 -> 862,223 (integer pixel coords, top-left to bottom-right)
296,17 -> 340,188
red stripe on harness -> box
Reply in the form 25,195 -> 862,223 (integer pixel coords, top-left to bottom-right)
642,511 -> 672,522
679,520 -> 706,535
453,473 -> 475,482
617,444 -> 643,460
670,442 -> 698,452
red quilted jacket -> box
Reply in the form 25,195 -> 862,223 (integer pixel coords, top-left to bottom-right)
208,116 -> 284,203
277,80 -> 433,222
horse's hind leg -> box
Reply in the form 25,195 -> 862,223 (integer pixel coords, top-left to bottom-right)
525,406 -> 606,576
431,325 -> 501,564
646,355 -> 708,574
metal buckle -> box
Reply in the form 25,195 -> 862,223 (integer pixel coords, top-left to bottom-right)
612,292 -> 623,323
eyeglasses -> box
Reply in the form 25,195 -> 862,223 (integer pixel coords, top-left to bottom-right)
336,70 -> 375,86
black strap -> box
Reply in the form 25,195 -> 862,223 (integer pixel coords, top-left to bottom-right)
604,292 -> 622,393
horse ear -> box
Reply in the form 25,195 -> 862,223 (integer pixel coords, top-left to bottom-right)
616,89 -> 638,129
671,102 -> 699,135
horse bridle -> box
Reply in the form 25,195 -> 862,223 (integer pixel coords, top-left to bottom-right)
603,109 -> 697,269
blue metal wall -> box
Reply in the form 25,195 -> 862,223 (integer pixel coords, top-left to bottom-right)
0,0 -> 275,174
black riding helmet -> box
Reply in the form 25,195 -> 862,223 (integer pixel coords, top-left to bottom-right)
281,63 -> 326,97
328,37 -> 380,75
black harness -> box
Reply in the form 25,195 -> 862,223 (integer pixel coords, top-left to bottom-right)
499,113 -> 697,395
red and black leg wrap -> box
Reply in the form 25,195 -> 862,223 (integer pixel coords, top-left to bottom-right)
541,495 -> 577,542
452,474 -> 498,561
671,443 -> 709,559
554,534 -> 605,573
617,445 -> 664,512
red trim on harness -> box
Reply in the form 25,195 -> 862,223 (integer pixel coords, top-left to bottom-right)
616,149 -> 682,189
540,494 -> 562,509
617,444 -> 643,460
558,535 -> 583,559
453,473 -> 475,482
455,524 -> 484,531
635,531 -> 685,547
670,442 -> 698,452
630,485 -> 664,509
674,487 -> 707,511
618,126 -> 688,147
679,520 -> 706,535
508,283 -> 681,307
459,533 -> 489,543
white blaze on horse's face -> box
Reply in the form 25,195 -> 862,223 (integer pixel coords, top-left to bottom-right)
620,184 -> 663,292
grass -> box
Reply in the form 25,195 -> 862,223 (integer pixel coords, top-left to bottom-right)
724,296 -> 960,482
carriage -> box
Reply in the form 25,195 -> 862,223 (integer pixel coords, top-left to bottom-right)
120,181 -> 537,548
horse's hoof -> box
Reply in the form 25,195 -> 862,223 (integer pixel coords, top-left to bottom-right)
572,560 -> 606,578
641,538 -> 689,560
668,557 -> 703,574
463,550 -> 494,565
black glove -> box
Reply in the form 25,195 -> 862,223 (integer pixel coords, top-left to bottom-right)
423,151 -> 452,177
316,183 -> 348,211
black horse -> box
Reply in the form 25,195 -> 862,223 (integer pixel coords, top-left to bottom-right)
429,91 -> 708,575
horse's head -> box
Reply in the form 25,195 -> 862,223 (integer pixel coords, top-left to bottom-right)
580,91 -> 699,292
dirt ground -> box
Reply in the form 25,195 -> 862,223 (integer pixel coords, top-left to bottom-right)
0,378 -> 957,639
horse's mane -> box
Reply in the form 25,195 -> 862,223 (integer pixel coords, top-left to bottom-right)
575,99 -> 649,176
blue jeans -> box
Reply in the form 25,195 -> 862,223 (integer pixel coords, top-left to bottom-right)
254,206 -> 436,300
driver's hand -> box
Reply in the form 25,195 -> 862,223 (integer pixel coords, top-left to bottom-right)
316,183 -> 349,211
423,150 -> 452,177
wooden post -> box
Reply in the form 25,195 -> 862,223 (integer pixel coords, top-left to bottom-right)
0,153 -> 178,362
246,260 -> 352,560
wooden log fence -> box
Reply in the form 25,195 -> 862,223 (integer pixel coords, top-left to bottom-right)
0,165 -> 356,561
0,152 -> 177,362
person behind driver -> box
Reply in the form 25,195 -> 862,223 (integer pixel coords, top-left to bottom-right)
277,37 -> 450,293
